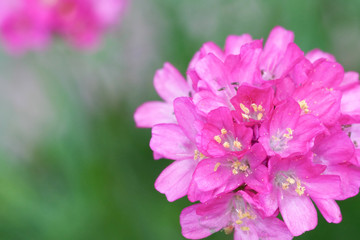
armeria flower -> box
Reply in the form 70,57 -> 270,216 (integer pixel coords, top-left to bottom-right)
258,154 -> 341,236
180,191 -> 292,240
135,26 -> 360,239
258,98 -> 324,158
0,0 -> 128,53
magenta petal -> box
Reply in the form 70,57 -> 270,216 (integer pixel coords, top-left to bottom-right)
224,34 -> 253,56
306,49 -> 336,63
279,195 -> 317,236
313,198 -> 342,224
234,227 -> 259,240
155,160 -> 196,202
193,90 -> 228,114
150,124 -> 195,160
245,164 -> 269,193
180,204 -> 218,239
310,60 -> 344,89
154,62 -> 190,102
134,101 -> 176,128
193,158 -> 232,191
231,40 -> 263,85
273,42 -> 304,79
286,114 -> 324,156
251,216 -> 293,240
256,191 -> 279,217
302,175 -> 341,199
261,26 -> 294,73
325,164 -> 360,200
194,54 -> 231,96
312,131 -> 355,165
174,97 -> 204,142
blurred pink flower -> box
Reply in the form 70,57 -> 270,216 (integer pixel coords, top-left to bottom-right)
0,0 -> 128,53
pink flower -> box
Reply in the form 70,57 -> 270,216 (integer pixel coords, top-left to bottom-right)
258,154 -> 341,236
135,26 -> 360,239
150,97 -> 204,201
0,0 -> 128,53
0,0 -> 52,53
258,98 -> 324,158
180,191 -> 292,240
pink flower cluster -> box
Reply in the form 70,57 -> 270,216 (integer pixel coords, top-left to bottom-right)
134,26 -> 360,239
0,0 -> 127,53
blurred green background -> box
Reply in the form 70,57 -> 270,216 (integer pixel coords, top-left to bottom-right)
0,0 -> 359,239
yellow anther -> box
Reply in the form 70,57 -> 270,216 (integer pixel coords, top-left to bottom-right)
214,162 -> 221,172
232,169 -> 239,175
240,103 -> 250,114
286,177 -> 295,184
224,226 -> 234,235
282,182 -> 289,190
241,226 -> 250,231
251,103 -> 258,112
239,163 -> 248,172
235,220 -> 243,225
221,128 -> 227,135
298,100 -> 310,114
223,141 -> 230,148
214,135 -> 222,144
286,128 -> 293,135
283,128 -> 294,139
295,180 -> 305,196
194,150 -> 205,161
258,105 -> 263,111
194,150 -> 199,160
233,140 -> 242,149
257,112 -> 263,120
242,113 -> 250,120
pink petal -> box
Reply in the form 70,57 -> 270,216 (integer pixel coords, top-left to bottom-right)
310,60 -> 344,89
192,158 -> 232,191
273,42 -> 304,79
260,26 -> 294,74
234,227 -> 259,240
313,198 -> 342,223
231,40 -> 263,85
305,49 -> 336,63
150,124 -> 195,160
279,195 -> 317,236
251,216 -> 293,240
154,62 -> 190,103
155,160 -> 196,202
292,84 -> 342,126
174,97 -> 204,142
134,101 -> 176,128
224,34 -> 253,56
312,131 -> 355,165
325,164 -> 360,200
302,175 -> 341,199
194,53 -> 234,99
180,204 -> 218,239
193,90 -> 228,114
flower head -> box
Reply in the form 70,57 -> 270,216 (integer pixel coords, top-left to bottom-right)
135,26 -> 360,239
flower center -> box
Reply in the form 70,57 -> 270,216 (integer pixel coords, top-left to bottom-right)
213,128 -> 243,151
270,128 -> 294,152
213,157 -> 252,176
239,103 -> 265,121
275,172 -> 305,196
298,100 -> 310,114
193,150 -> 205,161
